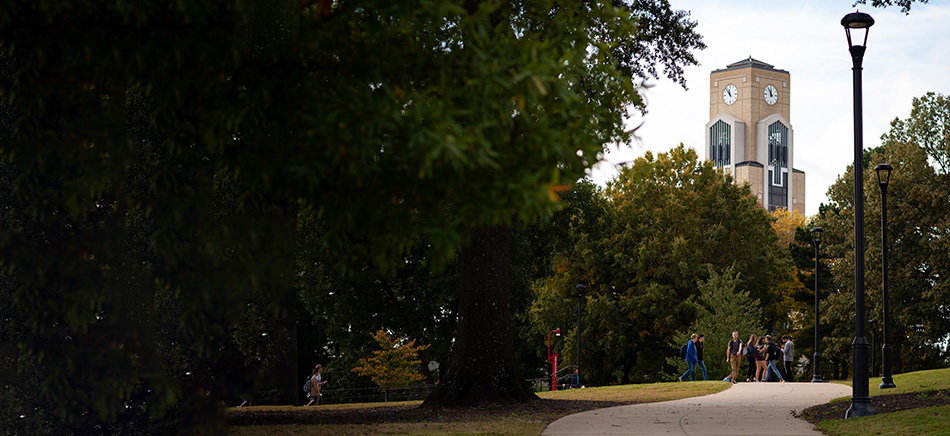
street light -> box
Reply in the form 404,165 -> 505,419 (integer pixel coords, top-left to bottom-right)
868,319 -> 878,378
810,227 -> 824,383
875,163 -> 897,389
547,328 -> 561,391
575,283 -> 585,387
842,10 -> 875,418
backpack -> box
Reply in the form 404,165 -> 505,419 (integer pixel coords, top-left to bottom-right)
303,375 -> 312,393
679,343 -> 688,359
768,343 -> 782,360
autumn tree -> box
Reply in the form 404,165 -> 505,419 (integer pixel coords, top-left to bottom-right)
352,330 -> 430,391
769,208 -> 808,246
531,146 -> 794,385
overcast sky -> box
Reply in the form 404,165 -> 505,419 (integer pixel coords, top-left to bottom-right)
589,0 -> 950,217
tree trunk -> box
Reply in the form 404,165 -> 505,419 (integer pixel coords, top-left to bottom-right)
423,224 -> 537,406
270,200 -> 299,405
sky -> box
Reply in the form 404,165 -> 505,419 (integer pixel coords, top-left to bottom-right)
589,0 -> 950,217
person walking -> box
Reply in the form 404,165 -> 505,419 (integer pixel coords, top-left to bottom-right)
745,334 -> 758,382
305,364 -> 328,406
725,331 -> 742,384
696,334 -> 708,381
782,335 -> 795,382
764,336 -> 785,383
755,336 -> 769,382
678,334 -> 698,382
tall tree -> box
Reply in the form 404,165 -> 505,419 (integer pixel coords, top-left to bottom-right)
815,93 -> 950,374
670,266 -> 764,383
1,1 -> 705,430
531,146 -> 794,385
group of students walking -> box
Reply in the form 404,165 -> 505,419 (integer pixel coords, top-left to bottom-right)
726,331 -> 795,383
679,331 -> 795,383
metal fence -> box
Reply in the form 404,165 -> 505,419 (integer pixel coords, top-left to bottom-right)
247,371 -> 583,406
318,383 -> 437,405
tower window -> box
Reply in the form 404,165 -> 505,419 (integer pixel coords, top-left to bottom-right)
768,121 -> 788,185
710,120 -> 731,167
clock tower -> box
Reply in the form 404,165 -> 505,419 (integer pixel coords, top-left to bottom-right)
706,57 -> 805,214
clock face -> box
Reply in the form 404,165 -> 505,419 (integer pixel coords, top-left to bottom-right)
723,85 -> 738,105
764,85 -> 778,105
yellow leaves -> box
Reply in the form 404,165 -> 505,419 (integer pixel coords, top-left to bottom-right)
555,256 -> 572,274
351,329 -> 430,388
769,207 -> 807,246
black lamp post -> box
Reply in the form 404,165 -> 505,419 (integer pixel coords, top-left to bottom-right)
842,10 -> 875,418
868,319 -> 878,377
810,227 -> 824,383
575,284 -> 585,385
875,163 -> 897,389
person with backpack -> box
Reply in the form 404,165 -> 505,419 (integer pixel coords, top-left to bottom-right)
678,333 -> 699,382
304,364 -> 328,406
763,336 -> 785,383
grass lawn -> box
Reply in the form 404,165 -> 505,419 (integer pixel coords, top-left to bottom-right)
229,381 -> 729,436
830,367 -> 950,395
816,368 -> 950,436
817,405 -> 950,436
535,381 -> 727,402
231,420 -> 544,436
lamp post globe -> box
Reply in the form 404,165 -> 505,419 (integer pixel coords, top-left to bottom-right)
810,227 -> 824,383
874,163 -> 896,389
842,10 -> 875,418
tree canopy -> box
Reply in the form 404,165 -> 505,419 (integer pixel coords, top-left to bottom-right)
530,146 -> 793,385
1,0 -> 706,432
815,92 -> 950,375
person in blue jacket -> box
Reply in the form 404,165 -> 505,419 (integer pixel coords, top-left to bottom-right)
679,333 -> 699,382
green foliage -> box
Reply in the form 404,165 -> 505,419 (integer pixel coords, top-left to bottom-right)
789,225 -> 839,379
352,330 -> 430,389
530,146 -> 793,385
815,92 -> 950,375
881,92 -> 950,176
669,266 -> 764,382
296,206 -> 459,388
853,0 -> 930,15
1,0 -> 706,428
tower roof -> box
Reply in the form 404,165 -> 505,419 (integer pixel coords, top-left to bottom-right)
712,57 -> 789,74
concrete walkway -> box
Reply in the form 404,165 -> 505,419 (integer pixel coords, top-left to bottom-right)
544,382 -> 851,436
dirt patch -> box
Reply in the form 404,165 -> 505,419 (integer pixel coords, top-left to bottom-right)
228,399 -> 626,426
800,388 -> 950,425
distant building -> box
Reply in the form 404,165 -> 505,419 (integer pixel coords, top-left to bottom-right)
706,57 -> 805,214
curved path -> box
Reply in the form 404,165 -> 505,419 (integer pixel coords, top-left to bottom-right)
544,382 -> 850,436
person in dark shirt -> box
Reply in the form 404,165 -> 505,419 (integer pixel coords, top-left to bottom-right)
725,331 -> 742,384
696,334 -> 708,381
678,334 -> 699,381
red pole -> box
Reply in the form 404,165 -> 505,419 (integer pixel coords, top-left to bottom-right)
548,329 -> 560,391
